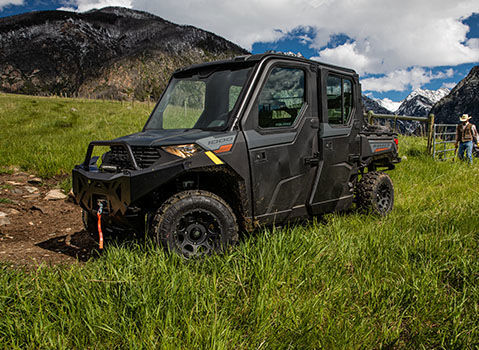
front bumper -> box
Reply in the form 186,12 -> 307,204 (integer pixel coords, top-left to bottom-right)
73,139 -> 229,216
73,165 -> 184,215
73,146 -> 184,215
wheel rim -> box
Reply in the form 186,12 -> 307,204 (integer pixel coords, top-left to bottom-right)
173,209 -> 222,258
376,182 -> 392,213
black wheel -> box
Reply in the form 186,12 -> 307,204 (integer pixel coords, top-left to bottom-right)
355,171 -> 394,216
150,190 -> 238,258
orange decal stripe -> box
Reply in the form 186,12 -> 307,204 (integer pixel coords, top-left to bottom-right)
214,144 -> 233,154
374,147 -> 390,152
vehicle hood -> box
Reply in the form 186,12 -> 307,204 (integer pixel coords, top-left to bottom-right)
113,129 -> 225,147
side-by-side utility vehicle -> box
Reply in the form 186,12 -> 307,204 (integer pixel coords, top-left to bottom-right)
73,53 -> 400,257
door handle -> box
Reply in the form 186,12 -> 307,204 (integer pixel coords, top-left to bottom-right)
304,152 -> 320,166
254,151 -> 267,163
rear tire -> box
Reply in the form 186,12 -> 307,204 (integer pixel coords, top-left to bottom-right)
150,190 -> 238,258
356,171 -> 394,216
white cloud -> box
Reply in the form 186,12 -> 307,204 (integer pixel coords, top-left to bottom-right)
466,38 -> 479,49
59,0 -> 478,92
311,42 -> 371,75
361,67 -> 454,92
0,0 -> 23,10
128,0 -> 478,73
59,0 -> 131,12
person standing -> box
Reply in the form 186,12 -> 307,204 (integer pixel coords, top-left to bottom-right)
455,114 -> 479,164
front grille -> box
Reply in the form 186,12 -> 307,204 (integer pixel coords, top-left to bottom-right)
106,145 -> 161,169
131,146 -> 162,168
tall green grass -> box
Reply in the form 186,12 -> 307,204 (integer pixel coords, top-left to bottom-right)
0,93 -> 151,177
1,94 -> 479,348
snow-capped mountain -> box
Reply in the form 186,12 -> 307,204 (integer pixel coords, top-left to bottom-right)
376,99 -> 401,113
363,87 -> 452,135
368,88 -> 449,115
362,95 -> 420,134
396,88 -> 450,117
404,88 -> 450,104
362,95 -> 393,115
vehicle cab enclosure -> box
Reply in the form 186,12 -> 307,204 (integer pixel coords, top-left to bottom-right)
73,53 -> 399,244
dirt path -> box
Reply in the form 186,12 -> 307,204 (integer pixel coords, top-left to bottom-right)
0,171 -> 98,267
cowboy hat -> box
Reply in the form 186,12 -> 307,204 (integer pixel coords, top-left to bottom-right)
460,114 -> 472,122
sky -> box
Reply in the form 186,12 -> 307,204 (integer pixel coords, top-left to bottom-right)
0,0 -> 478,108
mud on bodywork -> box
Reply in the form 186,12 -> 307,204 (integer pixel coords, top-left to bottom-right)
72,135 -> 249,233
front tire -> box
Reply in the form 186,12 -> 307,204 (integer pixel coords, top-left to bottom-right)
150,190 -> 238,258
356,171 -> 394,216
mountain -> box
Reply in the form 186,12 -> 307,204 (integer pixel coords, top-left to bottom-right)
362,95 -> 422,134
430,66 -> 479,124
376,99 -> 401,114
0,7 -> 248,100
396,88 -> 450,117
362,95 -> 393,114
364,88 -> 449,116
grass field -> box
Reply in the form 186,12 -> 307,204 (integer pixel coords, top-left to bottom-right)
1,94 -> 479,348
0,93 -> 151,177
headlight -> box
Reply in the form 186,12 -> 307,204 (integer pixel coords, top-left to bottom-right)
162,144 -> 202,158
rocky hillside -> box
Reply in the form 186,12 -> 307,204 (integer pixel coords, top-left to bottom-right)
0,7 -> 248,100
430,66 -> 479,124
396,88 -> 449,117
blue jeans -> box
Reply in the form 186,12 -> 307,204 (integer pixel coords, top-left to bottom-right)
458,141 -> 473,164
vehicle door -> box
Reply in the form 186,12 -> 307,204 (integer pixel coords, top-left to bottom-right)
309,69 -> 361,214
242,59 -> 320,223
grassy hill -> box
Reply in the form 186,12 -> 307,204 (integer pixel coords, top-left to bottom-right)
1,93 -> 479,348
0,93 -> 151,177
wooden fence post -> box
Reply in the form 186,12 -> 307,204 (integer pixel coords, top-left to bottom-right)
427,113 -> 435,155
367,110 -> 374,124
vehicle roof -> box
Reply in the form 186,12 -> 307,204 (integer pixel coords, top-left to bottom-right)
174,52 -> 357,76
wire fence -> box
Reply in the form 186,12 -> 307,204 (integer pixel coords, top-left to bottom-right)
432,124 -> 457,161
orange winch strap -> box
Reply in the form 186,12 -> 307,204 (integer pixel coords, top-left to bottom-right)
97,212 -> 104,250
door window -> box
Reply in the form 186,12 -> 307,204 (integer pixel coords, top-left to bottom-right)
327,75 -> 353,125
258,67 -> 305,128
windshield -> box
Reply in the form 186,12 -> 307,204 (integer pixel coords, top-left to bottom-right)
145,66 -> 252,130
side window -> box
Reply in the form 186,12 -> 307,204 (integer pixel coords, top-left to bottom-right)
343,79 -> 352,121
326,76 -> 342,124
327,75 -> 353,125
258,67 -> 305,128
